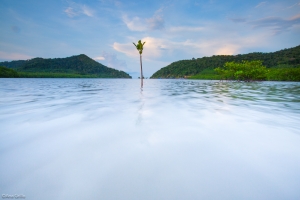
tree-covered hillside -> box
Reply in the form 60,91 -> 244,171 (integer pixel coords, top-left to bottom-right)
0,54 -> 131,78
151,45 -> 300,79
0,66 -> 19,78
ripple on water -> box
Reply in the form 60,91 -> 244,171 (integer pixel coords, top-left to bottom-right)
0,79 -> 300,200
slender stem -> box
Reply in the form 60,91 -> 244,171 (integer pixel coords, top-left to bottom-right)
140,54 -> 143,88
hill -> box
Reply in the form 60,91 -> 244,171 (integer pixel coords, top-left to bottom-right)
0,54 -> 131,78
150,45 -> 300,79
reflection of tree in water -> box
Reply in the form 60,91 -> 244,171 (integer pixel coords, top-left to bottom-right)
209,82 -> 232,113
212,81 -> 265,101
209,81 -> 300,114
136,90 -> 145,126
211,81 -> 230,96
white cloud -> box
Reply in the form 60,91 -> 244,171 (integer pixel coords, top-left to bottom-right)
122,16 -> 147,31
114,37 -> 170,59
188,33 -> 268,56
113,29 -> 268,62
287,3 -> 300,9
64,7 -> 77,17
290,13 -> 300,21
0,51 -> 32,60
82,5 -> 94,17
214,45 -> 240,55
249,13 -> 300,35
172,39 -> 239,56
113,42 -> 137,57
122,8 -> 165,31
255,1 -> 267,8
94,56 -> 105,60
95,52 -> 128,71
64,2 -> 95,18
168,26 -> 205,32
146,9 -> 165,30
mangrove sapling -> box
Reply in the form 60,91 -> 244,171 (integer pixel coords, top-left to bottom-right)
133,40 -> 146,88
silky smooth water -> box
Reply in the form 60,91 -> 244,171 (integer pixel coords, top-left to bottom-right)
0,79 -> 300,200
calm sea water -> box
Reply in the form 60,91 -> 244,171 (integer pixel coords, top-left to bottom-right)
0,78 -> 300,200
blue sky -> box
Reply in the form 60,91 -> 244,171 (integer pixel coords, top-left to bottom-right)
0,0 -> 299,78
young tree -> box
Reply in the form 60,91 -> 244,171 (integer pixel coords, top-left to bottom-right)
133,40 -> 146,88
215,60 -> 268,81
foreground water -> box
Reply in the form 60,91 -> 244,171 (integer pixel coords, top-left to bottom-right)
0,78 -> 300,200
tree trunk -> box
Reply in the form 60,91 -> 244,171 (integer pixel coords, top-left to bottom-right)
140,54 -> 143,88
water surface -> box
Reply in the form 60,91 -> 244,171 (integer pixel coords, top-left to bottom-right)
0,79 -> 300,200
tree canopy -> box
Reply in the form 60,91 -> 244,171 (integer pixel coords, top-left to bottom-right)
133,40 -> 146,55
0,66 -> 19,78
214,61 -> 267,81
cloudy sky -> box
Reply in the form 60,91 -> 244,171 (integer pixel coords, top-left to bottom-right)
0,0 -> 299,78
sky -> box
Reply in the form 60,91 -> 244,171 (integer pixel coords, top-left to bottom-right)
0,0 -> 299,78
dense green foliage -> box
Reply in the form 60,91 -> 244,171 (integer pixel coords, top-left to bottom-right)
151,59 -> 201,78
0,54 -> 131,78
267,68 -> 300,81
189,64 -> 300,81
214,61 -> 268,81
133,40 -> 146,55
0,66 -> 19,78
189,69 -> 221,80
151,45 -> 300,80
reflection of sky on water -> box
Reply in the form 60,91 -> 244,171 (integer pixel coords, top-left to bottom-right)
0,79 -> 300,200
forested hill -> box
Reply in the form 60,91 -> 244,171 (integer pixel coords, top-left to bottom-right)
150,45 -> 300,79
0,54 -> 131,78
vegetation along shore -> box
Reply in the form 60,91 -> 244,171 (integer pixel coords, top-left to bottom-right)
151,45 -> 300,81
1,45 -> 299,81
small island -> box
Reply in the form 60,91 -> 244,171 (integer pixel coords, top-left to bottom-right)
150,45 -> 300,81
0,54 -> 131,78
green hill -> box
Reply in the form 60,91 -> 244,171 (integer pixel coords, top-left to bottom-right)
0,54 -> 131,78
150,45 -> 300,79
